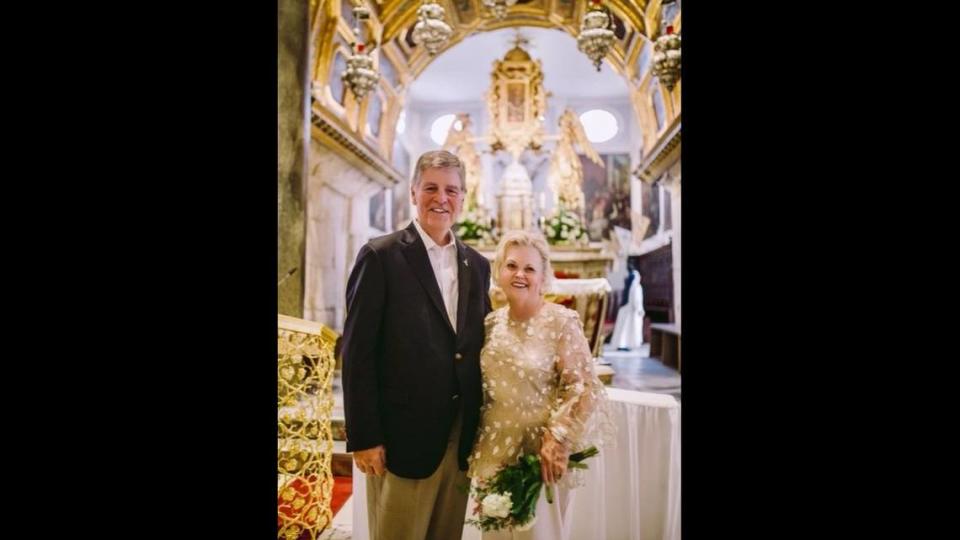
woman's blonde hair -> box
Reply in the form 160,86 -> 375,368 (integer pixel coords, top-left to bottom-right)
492,230 -> 554,294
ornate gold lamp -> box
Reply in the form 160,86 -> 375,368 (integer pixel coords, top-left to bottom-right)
652,25 -> 681,91
341,5 -> 379,99
576,0 -> 616,72
411,1 -> 453,55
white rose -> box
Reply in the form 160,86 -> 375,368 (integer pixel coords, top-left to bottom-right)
560,230 -> 569,239
481,492 -> 512,519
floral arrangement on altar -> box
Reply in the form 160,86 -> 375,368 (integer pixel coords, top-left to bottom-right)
455,209 -> 496,245
467,447 -> 598,532
544,208 -> 589,246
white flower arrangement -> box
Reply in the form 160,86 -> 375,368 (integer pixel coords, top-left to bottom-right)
455,209 -> 495,244
544,208 -> 589,246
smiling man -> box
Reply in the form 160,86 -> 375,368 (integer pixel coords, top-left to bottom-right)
340,150 -> 492,540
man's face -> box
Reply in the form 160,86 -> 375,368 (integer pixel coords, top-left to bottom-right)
411,167 -> 464,242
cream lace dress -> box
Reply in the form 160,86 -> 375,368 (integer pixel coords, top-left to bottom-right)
467,302 -> 615,539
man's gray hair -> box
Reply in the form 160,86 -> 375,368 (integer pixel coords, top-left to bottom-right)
411,150 -> 466,189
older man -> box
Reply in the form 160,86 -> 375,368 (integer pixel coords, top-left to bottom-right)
340,150 -> 492,540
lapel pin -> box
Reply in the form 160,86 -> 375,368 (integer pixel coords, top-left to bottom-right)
463,259 -> 469,267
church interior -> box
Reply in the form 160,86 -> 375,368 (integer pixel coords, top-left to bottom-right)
278,1 -> 681,538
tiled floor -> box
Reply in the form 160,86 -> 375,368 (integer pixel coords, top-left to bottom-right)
600,343 -> 682,401
319,342 -> 679,539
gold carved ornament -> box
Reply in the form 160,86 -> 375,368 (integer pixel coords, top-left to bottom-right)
277,315 -> 337,540
485,43 -> 547,161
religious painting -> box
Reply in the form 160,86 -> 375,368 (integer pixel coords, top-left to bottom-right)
506,83 -> 525,123
641,178 -> 660,240
581,153 -> 632,241
369,189 -> 386,232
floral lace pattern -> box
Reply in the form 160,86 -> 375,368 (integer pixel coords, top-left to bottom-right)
468,302 -> 615,488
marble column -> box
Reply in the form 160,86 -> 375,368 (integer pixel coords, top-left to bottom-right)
663,166 -> 681,327
277,0 -> 309,317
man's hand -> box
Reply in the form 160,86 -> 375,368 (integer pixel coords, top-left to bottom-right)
354,445 -> 386,477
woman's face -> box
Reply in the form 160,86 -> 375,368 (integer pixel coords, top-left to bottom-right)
498,245 -> 545,304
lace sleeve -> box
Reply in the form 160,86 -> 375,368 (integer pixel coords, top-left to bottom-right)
547,310 -> 616,453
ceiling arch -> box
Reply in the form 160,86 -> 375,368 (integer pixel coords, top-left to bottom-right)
375,0 -> 655,78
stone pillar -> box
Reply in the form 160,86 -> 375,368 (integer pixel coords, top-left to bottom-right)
663,167 -> 681,327
277,0 -> 309,317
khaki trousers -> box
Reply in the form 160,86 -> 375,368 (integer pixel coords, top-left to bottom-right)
366,412 -> 468,540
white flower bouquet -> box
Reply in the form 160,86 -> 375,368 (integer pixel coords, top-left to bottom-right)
466,447 -> 598,531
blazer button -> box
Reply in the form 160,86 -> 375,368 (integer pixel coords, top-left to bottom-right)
452,394 -> 460,400
455,353 -> 463,360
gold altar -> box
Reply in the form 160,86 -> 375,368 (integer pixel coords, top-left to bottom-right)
277,315 -> 337,539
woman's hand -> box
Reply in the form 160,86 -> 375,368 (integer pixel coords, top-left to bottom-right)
540,429 -> 569,485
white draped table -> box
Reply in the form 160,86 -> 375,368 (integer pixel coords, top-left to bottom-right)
352,388 -> 681,540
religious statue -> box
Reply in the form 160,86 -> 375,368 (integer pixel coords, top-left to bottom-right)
547,108 -> 603,219
442,113 -> 483,213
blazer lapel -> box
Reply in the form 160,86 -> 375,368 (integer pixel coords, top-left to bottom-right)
401,222 -> 456,334
455,240 -> 472,338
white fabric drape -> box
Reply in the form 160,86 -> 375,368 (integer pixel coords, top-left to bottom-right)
354,388 -> 680,540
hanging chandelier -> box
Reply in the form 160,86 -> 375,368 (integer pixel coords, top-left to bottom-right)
576,0 -> 616,72
481,0 -> 517,20
341,5 -> 379,99
411,1 -> 453,56
652,25 -> 681,91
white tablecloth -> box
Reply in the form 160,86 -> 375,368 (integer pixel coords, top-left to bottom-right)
352,388 -> 681,540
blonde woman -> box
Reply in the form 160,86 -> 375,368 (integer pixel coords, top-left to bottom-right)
467,230 -> 613,540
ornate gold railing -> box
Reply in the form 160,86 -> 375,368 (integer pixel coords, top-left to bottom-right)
277,315 -> 338,540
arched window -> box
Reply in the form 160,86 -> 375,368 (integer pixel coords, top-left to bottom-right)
429,113 -> 459,146
579,109 -> 619,143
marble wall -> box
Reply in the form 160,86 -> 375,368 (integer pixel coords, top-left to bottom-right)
304,143 -> 386,331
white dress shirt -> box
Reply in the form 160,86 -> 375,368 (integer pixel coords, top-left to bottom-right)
412,219 -> 459,331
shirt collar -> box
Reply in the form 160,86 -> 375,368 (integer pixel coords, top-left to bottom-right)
413,218 -> 455,251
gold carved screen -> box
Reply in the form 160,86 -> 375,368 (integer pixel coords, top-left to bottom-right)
277,315 -> 337,540
486,44 -> 547,159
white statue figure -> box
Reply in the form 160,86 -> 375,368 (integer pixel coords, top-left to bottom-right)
610,269 -> 645,350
